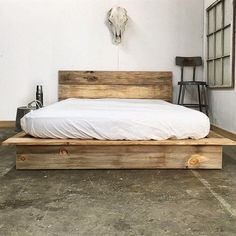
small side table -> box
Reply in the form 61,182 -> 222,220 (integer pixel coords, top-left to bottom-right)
15,106 -> 36,132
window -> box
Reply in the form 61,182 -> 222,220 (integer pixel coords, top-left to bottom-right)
206,0 -> 235,88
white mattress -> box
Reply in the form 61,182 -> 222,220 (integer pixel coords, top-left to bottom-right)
21,98 -> 210,140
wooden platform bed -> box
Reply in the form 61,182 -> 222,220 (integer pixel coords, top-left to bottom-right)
3,71 -> 235,170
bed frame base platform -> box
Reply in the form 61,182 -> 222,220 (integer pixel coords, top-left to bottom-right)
3,71 -> 235,170
16,145 -> 222,170
3,131 -> 235,170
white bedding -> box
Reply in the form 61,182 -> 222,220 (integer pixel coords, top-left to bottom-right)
21,98 -> 210,140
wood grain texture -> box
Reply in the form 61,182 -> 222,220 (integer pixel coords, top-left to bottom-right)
16,145 -> 222,170
3,131 -> 236,146
58,71 -> 172,101
59,71 -> 172,85
4,131 -> 231,169
59,84 -> 172,100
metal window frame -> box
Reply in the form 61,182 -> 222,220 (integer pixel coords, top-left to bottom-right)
206,0 -> 235,89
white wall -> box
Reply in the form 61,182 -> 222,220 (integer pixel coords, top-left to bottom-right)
0,0 -> 204,120
204,0 -> 236,133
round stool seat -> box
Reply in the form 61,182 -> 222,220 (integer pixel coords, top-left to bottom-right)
178,81 -> 207,86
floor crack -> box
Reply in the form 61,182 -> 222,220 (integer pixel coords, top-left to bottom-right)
192,170 -> 236,217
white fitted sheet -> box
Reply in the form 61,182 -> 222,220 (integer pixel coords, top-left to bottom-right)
21,98 -> 210,140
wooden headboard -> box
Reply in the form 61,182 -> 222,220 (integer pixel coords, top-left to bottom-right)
59,71 -> 172,102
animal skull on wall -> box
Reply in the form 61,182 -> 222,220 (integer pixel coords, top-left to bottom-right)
107,7 -> 128,44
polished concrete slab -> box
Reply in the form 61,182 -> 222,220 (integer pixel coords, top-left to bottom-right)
0,128 -> 236,236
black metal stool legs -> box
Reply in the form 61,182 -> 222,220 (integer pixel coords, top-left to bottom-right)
177,84 -> 209,116
203,85 -> 209,116
177,85 -> 182,105
181,85 -> 186,105
197,85 -> 202,112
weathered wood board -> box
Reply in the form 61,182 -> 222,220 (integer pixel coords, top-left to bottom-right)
16,145 -> 222,170
4,131 -> 234,146
3,131 -> 235,170
59,71 -> 173,101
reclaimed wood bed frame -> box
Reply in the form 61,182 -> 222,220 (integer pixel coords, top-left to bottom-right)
3,71 -> 235,170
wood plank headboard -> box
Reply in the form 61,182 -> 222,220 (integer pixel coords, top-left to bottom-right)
59,71 -> 172,102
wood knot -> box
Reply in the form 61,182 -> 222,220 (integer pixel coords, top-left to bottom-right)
85,71 -> 94,74
59,148 -> 69,156
18,155 -> 26,161
87,76 -> 97,82
187,155 -> 201,167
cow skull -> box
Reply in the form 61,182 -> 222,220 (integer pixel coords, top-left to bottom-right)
107,7 -> 128,44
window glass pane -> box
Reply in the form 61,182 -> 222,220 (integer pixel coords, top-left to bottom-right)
208,9 -> 215,34
216,3 -> 222,30
224,0 -> 232,26
224,27 -> 230,55
215,59 -> 223,85
208,35 -> 215,59
208,61 -> 215,86
215,31 -> 222,57
223,57 -> 231,86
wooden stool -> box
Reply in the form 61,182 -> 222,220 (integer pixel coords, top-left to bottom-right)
176,57 -> 208,116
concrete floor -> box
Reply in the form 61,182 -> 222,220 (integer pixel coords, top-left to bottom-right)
0,128 -> 236,236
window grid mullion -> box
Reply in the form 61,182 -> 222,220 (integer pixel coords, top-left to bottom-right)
221,0 -> 225,85
214,5 -> 216,85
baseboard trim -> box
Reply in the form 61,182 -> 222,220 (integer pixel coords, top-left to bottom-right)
211,125 -> 236,141
0,121 -> 15,128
